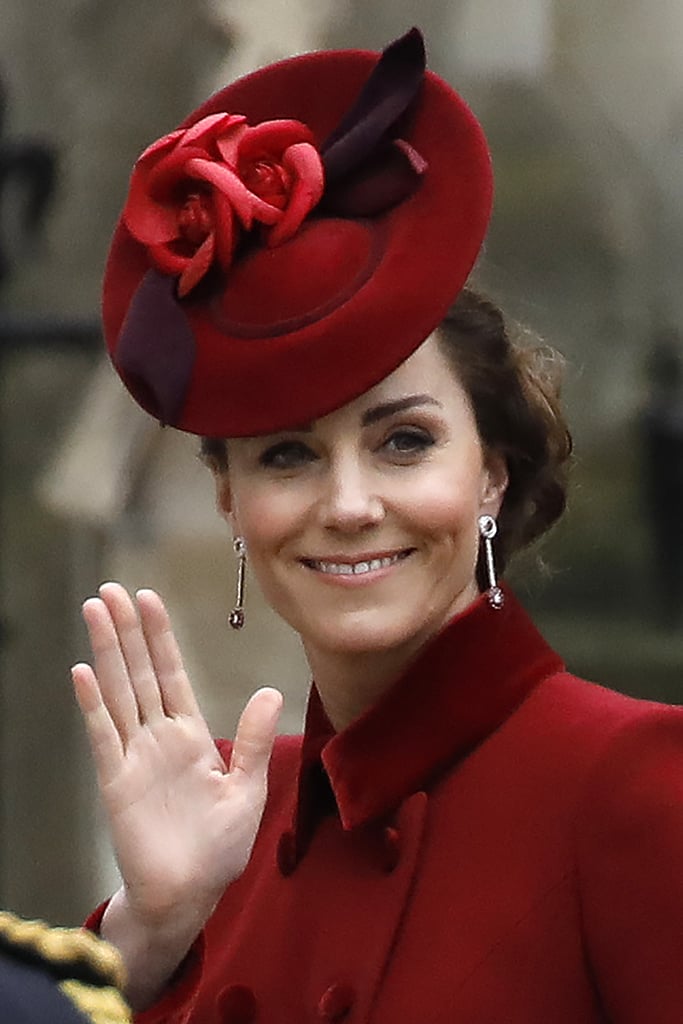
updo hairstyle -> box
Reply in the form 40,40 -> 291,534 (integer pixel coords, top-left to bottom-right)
439,287 -> 572,584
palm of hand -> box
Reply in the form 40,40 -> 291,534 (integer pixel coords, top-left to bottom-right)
72,583 -> 281,927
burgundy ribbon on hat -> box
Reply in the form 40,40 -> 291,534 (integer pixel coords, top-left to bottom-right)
321,27 -> 427,216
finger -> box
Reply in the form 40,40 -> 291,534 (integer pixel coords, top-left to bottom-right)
229,688 -> 283,781
71,662 -> 125,787
98,583 -> 165,725
136,588 -> 201,718
81,596 -> 142,743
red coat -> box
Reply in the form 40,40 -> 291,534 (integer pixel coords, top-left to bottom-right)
122,590 -> 683,1023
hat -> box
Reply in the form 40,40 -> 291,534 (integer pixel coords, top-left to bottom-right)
103,28 -> 493,437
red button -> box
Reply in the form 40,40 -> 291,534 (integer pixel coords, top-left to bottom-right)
318,982 -> 355,1021
217,984 -> 257,1023
277,829 -> 298,876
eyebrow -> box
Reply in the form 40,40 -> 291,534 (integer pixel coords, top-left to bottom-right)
276,394 -> 441,435
360,394 -> 441,426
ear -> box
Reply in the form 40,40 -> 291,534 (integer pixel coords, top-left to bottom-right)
480,450 -> 508,518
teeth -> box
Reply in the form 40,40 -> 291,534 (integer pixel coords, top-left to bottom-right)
310,553 -> 406,575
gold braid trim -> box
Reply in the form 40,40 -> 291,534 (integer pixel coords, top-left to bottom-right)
59,979 -> 131,1024
0,911 -> 130,1023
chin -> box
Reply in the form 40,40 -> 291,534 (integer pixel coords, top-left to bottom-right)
302,607 -> 439,658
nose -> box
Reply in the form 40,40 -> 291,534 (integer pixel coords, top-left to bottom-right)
317,452 -> 384,532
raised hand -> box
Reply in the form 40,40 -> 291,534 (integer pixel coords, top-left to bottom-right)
72,583 -> 282,1005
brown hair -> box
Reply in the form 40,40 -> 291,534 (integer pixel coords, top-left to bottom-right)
438,287 -> 572,583
201,435 -> 230,473
201,287 -> 572,581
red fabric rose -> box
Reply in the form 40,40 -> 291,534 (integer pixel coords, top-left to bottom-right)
123,112 -> 325,297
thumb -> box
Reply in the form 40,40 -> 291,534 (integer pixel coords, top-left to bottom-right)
229,687 -> 283,781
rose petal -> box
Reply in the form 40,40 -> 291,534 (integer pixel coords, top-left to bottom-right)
124,173 -> 179,246
267,142 -> 324,247
180,112 -> 247,151
393,138 -> 428,175
211,192 -> 237,269
185,158 -> 254,228
147,242 -> 189,275
124,146 -> 210,245
216,122 -> 249,166
186,157 -> 281,227
237,119 -> 315,164
124,198 -> 179,246
177,233 -> 215,297
145,146 -> 212,199
284,142 -> 325,195
136,129 -> 185,165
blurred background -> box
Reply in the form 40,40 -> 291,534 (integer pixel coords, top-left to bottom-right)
1,0 -> 682,925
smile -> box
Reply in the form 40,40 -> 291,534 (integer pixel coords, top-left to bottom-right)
302,550 -> 413,576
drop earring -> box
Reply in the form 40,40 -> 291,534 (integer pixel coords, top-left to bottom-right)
478,514 -> 504,610
229,537 -> 247,629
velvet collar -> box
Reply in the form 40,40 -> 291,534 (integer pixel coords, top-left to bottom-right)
291,587 -> 563,840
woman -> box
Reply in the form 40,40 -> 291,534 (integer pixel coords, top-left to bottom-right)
73,29 -> 683,1023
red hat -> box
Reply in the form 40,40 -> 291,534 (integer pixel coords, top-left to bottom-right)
103,29 -> 493,437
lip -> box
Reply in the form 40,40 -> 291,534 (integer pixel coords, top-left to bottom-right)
300,548 -> 415,584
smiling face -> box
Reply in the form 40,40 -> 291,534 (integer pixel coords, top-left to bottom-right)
217,332 -> 507,668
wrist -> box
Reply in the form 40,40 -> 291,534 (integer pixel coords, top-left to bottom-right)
100,887 -> 214,1011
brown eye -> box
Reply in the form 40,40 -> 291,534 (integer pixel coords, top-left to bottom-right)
259,440 -> 316,469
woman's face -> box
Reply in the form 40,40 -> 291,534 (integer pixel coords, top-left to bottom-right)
218,333 -> 507,662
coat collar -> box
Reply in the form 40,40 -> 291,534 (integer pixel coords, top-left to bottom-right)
292,586 -> 564,839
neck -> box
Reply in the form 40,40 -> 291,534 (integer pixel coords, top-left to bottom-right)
304,633 -> 437,733
303,583 -> 484,732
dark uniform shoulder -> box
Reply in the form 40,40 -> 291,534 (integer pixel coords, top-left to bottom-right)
0,910 -> 130,1024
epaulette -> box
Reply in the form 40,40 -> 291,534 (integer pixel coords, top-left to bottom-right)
0,911 -> 131,1024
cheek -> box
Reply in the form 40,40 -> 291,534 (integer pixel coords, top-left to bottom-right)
413,497 -> 481,573
231,484 -> 305,556
397,458 -> 487,537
